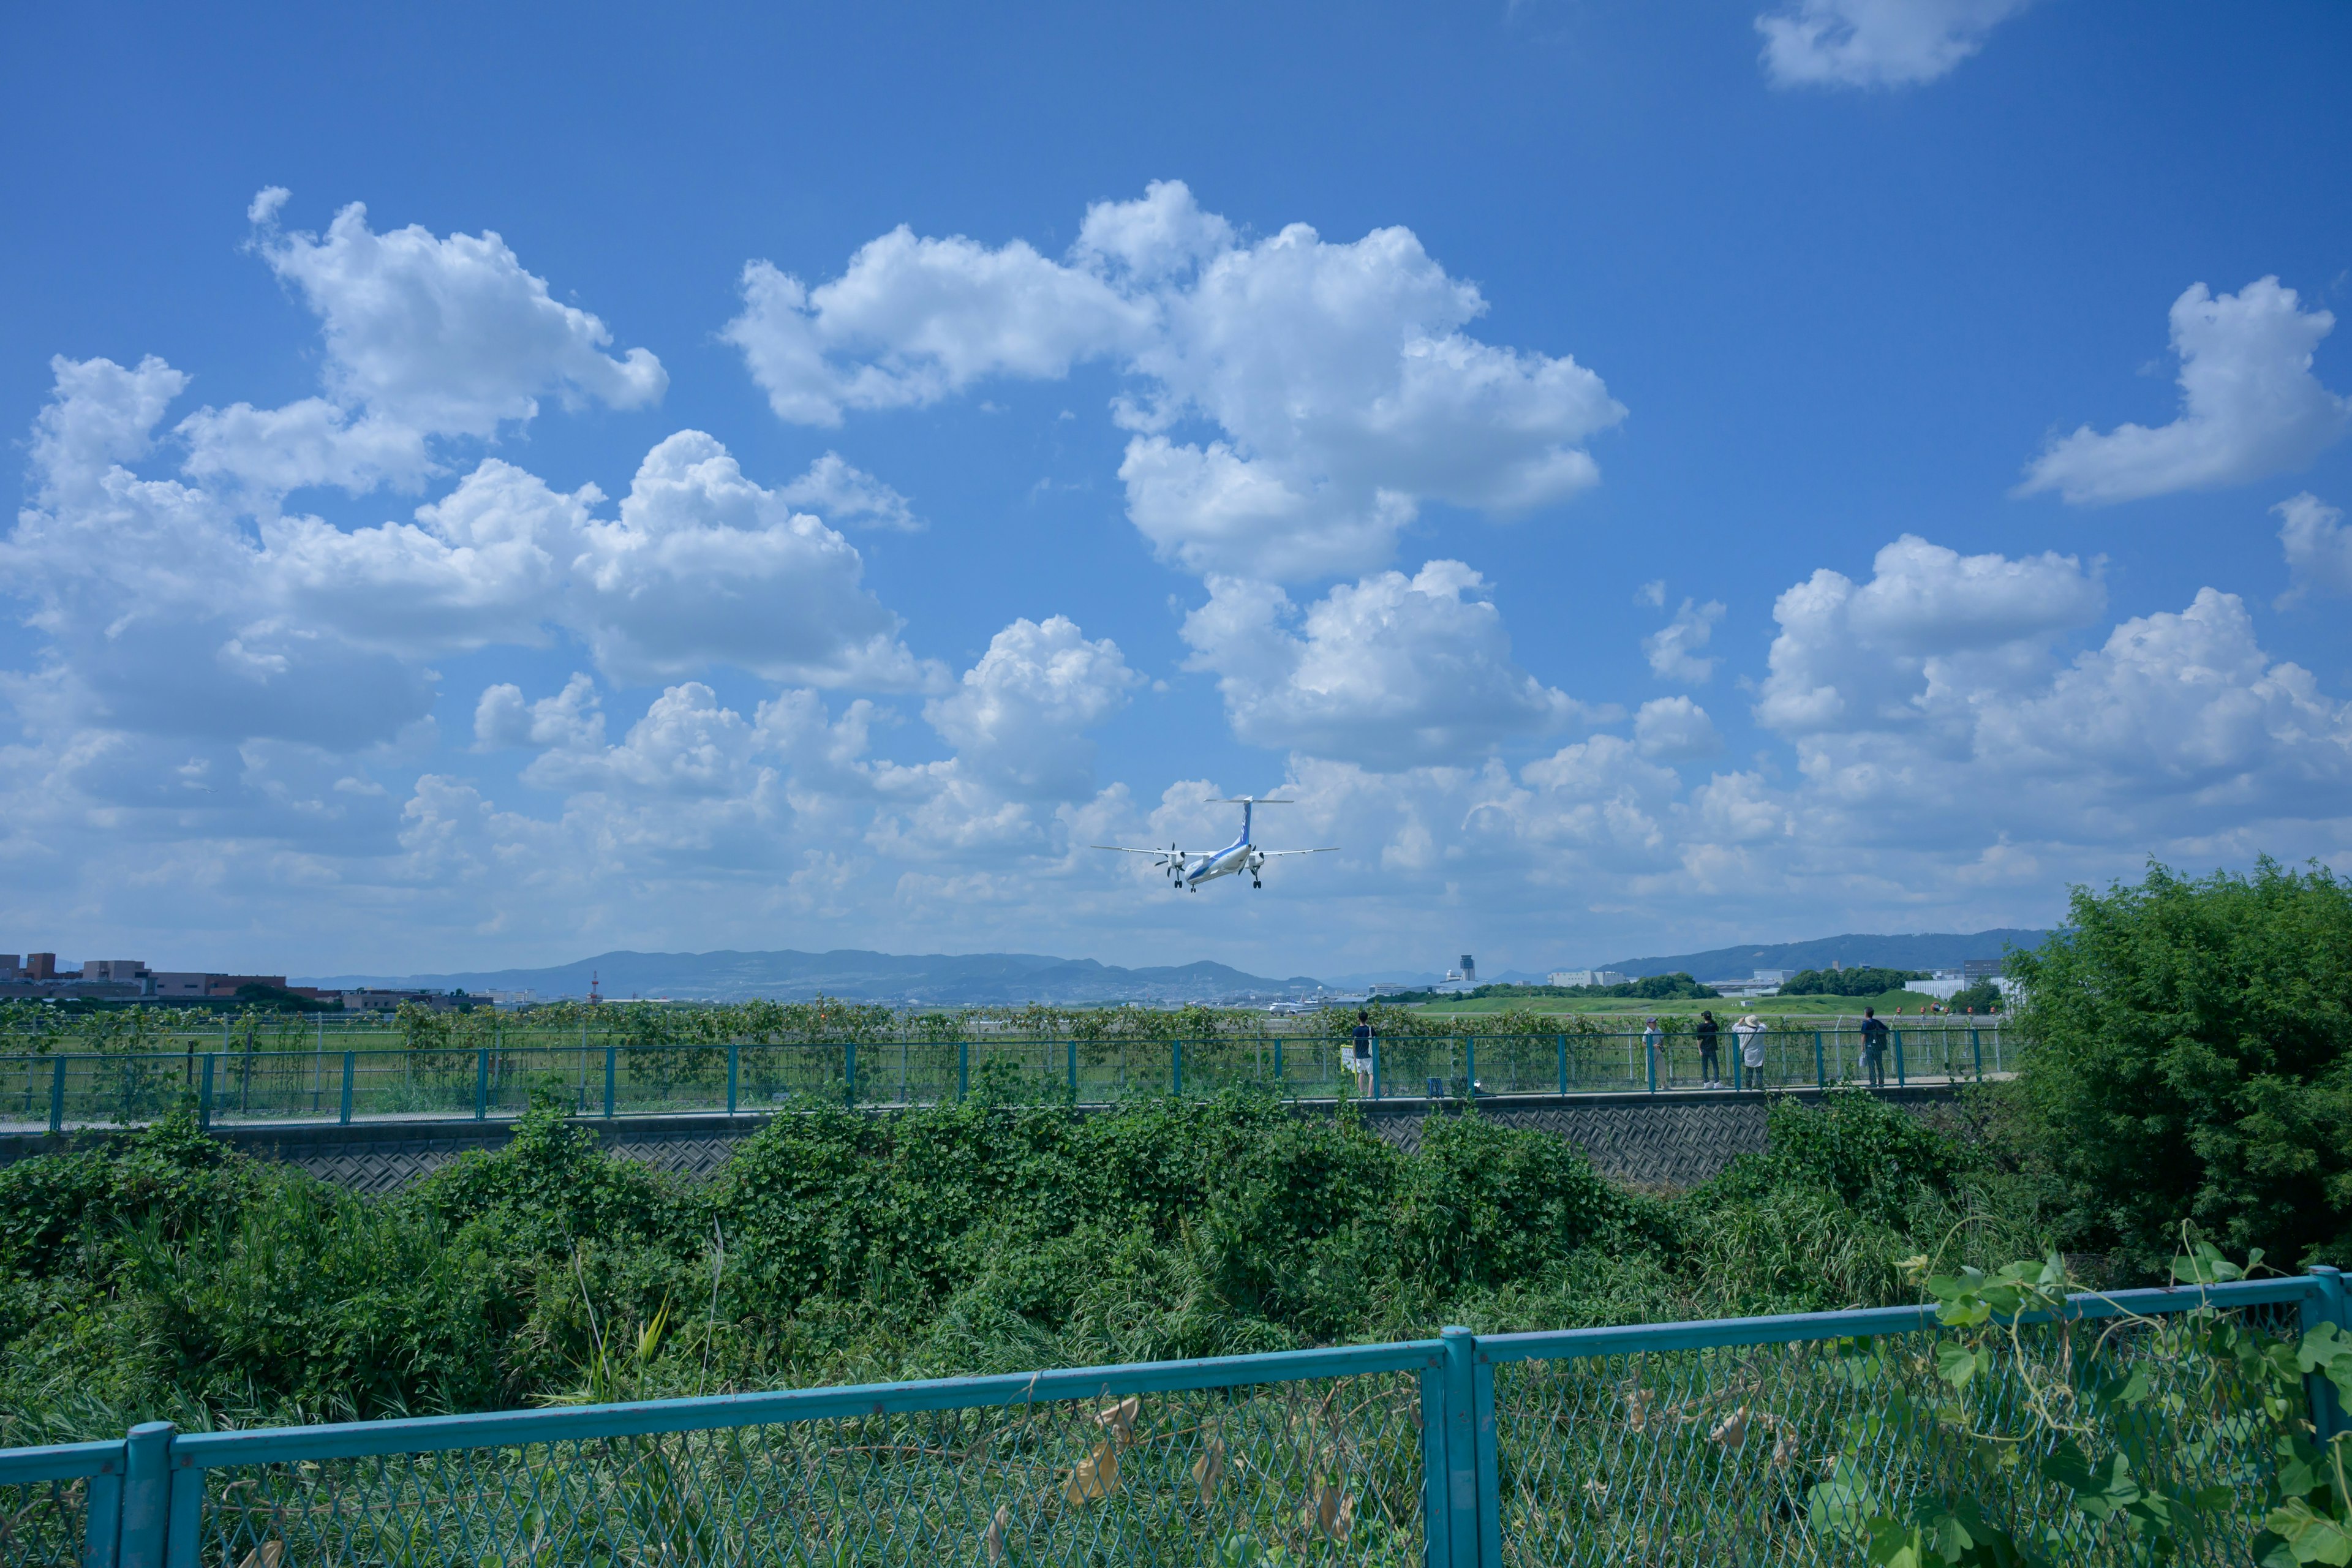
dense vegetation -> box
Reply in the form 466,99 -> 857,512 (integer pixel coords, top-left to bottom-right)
2003,857 -> 2352,1276
1777,965 -> 1932,997
0,1088 -> 2029,1444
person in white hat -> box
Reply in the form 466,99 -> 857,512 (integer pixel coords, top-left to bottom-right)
1733,1013 -> 1766,1089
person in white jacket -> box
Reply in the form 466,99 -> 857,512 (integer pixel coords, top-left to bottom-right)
1733,1014 -> 1767,1089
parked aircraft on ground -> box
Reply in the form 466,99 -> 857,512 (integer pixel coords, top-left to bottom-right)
1092,797 -> 1337,892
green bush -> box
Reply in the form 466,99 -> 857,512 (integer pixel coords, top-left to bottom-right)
2007,858 -> 2352,1273
0,1087 -> 2049,1441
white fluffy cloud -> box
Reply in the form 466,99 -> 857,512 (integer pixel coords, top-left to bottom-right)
476,674 -> 605,751
1180,561 -> 1579,769
1643,597 -> 1726,684
251,190 -> 665,437
2,355 -> 930,780
2275,493 -> 2352,606
923,617 -> 1141,799
179,196 -> 665,498
1634,696 -> 1723,761
2017,278 -> 2351,505
1756,0 -> 2030,89
1755,535 -> 2106,739
725,181 -> 1623,579
774,453 -> 920,531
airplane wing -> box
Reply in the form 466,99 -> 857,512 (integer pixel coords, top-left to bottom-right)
1091,845 -> 1197,856
1254,847 -> 1340,857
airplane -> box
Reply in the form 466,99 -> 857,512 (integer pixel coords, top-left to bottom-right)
1093,797 -> 1338,892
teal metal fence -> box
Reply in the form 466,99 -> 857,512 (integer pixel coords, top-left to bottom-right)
2,1269 -> 2340,1567
0,1027 -> 2007,1134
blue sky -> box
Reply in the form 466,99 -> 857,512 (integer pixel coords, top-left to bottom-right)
4,1 -> 2350,980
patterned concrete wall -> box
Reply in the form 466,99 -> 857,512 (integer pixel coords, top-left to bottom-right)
1,1086 -> 1959,1194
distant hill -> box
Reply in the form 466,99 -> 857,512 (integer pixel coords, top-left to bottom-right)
1591,930 -> 2050,981
296,948 -> 1323,1005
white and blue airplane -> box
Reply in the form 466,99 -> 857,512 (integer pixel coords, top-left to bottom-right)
1093,797 -> 1337,892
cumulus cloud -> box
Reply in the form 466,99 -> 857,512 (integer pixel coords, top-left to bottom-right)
475,674 -> 605,751
725,181 -> 1623,579
176,197 -> 666,499
570,432 -> 929,688
3,358 -> 932,775
1180,561 -> 1580,769
249,195 -> 666,438
1755,535 -> 2106,738
2017,278 -> 2351,505
1634,696 -> 1723,761
923,616 -> 1141,799
1757,0 -> 2030,89
2275,492 -> 2352,606
1643,597 -> 1726,684
774,452 -> 921,530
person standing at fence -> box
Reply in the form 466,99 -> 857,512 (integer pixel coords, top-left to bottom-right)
1694,1009 -> 1722,1088
1642,1017 -> 1664,1087
1860,1007 -> 1890,1087
1733,1013 -> 1766,1088
1347,1011 -> 1375,1096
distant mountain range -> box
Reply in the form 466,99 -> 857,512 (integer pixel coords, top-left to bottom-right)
298,929 -> 2052,1005
297,948 -> 1322,1005
1585,930 -> 2050,981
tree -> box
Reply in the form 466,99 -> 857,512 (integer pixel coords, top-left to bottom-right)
1779,966 -> 1931,997
2008,858 -> 2352,1274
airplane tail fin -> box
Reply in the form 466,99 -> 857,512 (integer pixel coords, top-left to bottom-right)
1209,796 -> 1293,844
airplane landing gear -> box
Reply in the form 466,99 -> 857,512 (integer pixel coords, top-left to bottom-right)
1251,878 -> 1262,888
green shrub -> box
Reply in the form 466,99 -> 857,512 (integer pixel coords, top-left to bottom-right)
2007,858 -> 2352,1273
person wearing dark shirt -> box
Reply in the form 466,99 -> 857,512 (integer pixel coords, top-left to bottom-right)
1695,1010 -> 1722,1089
1860,1007 -> 1890,1087
1348,1011 -> 1375,1096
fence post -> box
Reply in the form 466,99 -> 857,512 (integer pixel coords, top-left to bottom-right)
197,1055 -> 213,1130
118,1421 -> 173,1568
475,1046 -> 489,1119
727,1043 -> 739,1115
603,1044 -> 616,1118
1557,1034 -> 1567,1096
1893,1030 -> 1905,1088
2308,1267 -> 2349,1441
958,1041 -> 969,1102
81,1449 -> 122,1568
1172,1038 -> 1183,1097
1971,1028 -> 1983,1080
1438,1328 -> 1481,1568
339,1052 -> 354,1124
844,1040 -> 857,1107
48,1056 -> 65,1134
1418,1357 -> 1451,1568
1646,1036 -> 1657,1095
1813,1030 -> 1825,1088
1371,1038 -> 1382,1100
1068,1041 -> 1079,1101
1464,1037 -> 1476,1100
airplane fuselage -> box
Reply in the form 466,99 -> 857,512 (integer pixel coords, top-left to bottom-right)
1180,836 -> 1262,889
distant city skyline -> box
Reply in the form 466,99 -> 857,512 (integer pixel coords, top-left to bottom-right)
2,3 -> 2348,976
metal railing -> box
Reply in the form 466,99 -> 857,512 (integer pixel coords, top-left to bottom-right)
0,1027 -> 2007,1135
2,1269 -> 2340,1567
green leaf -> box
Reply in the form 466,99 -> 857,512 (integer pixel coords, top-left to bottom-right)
1810,1459 -> 1880,1540
1938,1341 -> 1985,1389
2262,1498 -> 2352,1566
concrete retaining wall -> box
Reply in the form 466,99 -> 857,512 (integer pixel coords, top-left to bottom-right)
0,1085 -> 1966,1194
